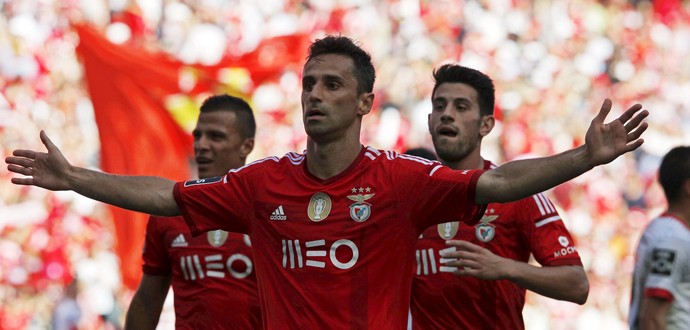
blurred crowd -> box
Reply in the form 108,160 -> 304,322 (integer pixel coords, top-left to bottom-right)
1,0 -> 688,329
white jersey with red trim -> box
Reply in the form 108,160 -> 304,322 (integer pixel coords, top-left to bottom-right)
629,213 -> 690,330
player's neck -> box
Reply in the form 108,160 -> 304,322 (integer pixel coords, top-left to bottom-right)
306,138 -> 363,180
667,201 -> 690,228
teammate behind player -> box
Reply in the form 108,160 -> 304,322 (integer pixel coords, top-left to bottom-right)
410,64 -> 588,329
629,146 -> 690,330
7,36 -> 648,328
124,94 -> 261,329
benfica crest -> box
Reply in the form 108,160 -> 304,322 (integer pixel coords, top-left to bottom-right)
347,193 -> 374,222
475,214 -> 499,242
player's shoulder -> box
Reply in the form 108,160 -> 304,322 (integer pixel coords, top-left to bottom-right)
364,146 -> 440,169
229,152 -> 305,174
647,215 -> 690,239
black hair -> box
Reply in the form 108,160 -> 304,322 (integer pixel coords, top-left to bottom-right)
432,64 -> 495,117
658,146 -> 690,203
199,94 -> 256,139
307,35 -> 376,95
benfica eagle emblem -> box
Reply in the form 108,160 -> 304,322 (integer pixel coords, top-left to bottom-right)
347,193 -> 374,222
475,214 -> 499,242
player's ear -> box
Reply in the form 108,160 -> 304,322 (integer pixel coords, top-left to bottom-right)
357,92 -> 374,116
240,138 -> 255,158
479,115 -> 495,137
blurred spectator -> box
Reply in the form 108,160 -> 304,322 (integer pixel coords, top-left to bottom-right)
51,279 -> 82,330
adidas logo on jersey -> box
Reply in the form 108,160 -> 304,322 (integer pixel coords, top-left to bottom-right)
270,205 -> 287,220
171,234 -> 188,247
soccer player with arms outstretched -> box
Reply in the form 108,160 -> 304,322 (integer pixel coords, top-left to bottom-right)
7,36 -> 648,328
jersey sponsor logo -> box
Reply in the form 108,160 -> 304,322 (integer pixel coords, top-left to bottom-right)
650,248 -> 675,276
437,221 -> 459,239
179,253 -> 253,280
415,247 -> 458,276
207,230 -> 228,247
171,233 -> 188,247
558,236 -> 570,247
347,189 -> 374,223
475,211 -> 499,242
270,205 -> 287,221
554,246 -> 577,257
183,175 -> 223,187
308,192 -> 332,222
282,239 -> 359,270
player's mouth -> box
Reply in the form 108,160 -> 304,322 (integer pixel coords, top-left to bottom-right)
196,156 -> 213,165
306,108 -> 326,119
437,126 -> 458,138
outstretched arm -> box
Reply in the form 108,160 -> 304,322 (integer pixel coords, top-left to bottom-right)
442,240 -> 589,304
125,274 -> 172,330
6,131 -> 180,216
475,99 -> 648,204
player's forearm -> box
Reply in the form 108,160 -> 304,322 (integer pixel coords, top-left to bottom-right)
504,261 -> 589,304
640,313 -> 667,330
639,297 -> 672,330
476,146 -> 593,204
67,165 -> 180,216
124,296 -> 164,330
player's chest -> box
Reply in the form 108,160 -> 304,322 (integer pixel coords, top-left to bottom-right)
421,206 -> 519,244
252,184 -> 404,236
164,230 -> 254,280
163,230 -> 252,255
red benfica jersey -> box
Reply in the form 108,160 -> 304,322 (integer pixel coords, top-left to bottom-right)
173,147 -> 485,329
143,216 -> 261,329
410,160 -> 583,330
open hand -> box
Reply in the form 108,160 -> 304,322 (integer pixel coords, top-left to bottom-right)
5,130 -> 73,190
585,99 -> 648,166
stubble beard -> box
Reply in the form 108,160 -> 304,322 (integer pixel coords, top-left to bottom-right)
433,136 -> 474,164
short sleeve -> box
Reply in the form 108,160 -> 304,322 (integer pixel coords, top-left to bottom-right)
391,156 -> 485,232
142,216 -> 172,276
643,239 -> 688,301
174,172 -> 254,236
521,193 -> 582,267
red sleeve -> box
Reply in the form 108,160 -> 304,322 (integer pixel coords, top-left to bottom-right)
173,171 -> 254,236
523,193 -> 582,267
644,288 -> 674,301
392,156 -> 486,232
142,216 -> 172,276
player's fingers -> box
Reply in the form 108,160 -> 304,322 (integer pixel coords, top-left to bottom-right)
616,103 -> 643,126
5,156 -> 34,168
623,109 -> 648,132
446,240 -> 482,252
11,150 -> 38,159
627,123 -> 648,143
592,98 -> 612,124
623,139 -> 645,154
11,177 -> 34,185
40,130 -> 58,153
7,164 -> 33,176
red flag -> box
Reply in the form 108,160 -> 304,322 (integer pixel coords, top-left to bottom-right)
75,24 -> 309,290
75,24 -> 193,290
